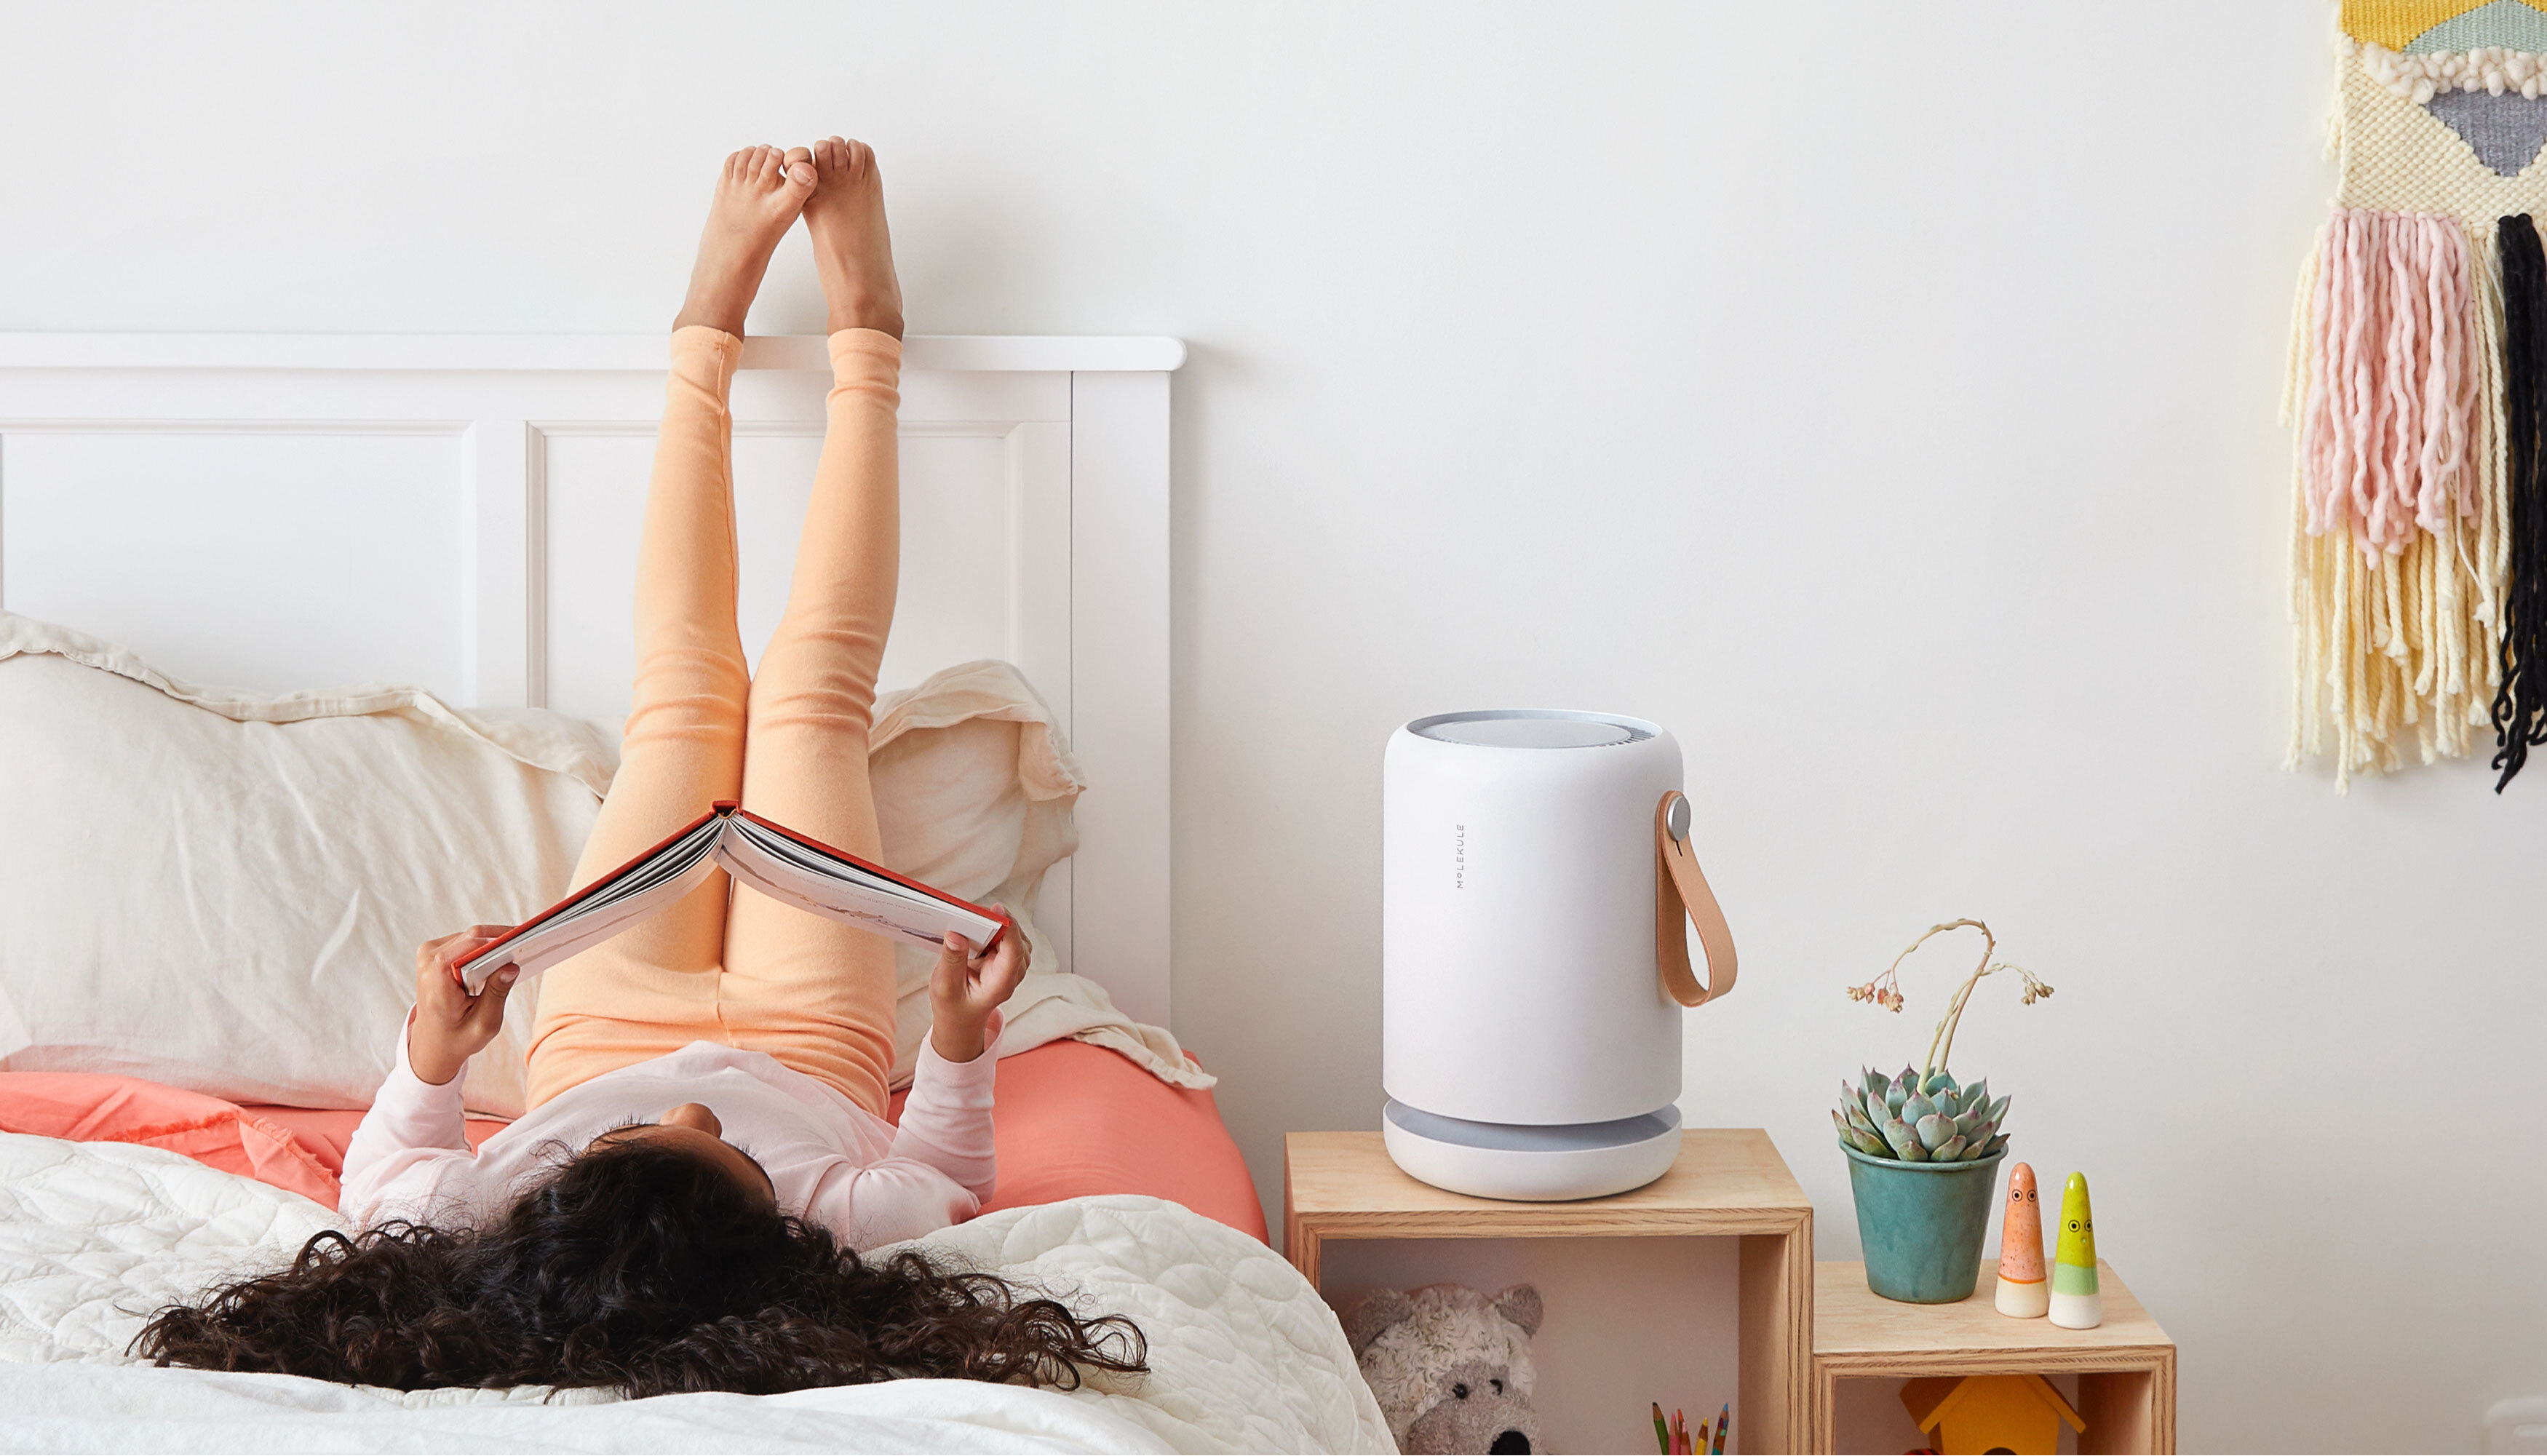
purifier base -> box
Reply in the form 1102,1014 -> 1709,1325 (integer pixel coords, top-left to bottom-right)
1380,1099 -> 1682,1201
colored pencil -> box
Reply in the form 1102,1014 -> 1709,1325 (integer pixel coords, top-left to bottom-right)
1653,1401 -> 1671,1454
1713,1403 -> 1729,1454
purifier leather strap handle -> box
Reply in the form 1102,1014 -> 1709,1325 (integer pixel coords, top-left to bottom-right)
1654,790 -> 1737,1009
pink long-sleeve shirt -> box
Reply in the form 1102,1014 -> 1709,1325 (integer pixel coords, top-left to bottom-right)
340,1024 -> 998,1250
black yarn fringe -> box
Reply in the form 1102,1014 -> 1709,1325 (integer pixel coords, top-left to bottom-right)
2493,215 -> 2547,791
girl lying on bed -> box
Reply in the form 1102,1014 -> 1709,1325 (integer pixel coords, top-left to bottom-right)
133,140 -> 1145,1399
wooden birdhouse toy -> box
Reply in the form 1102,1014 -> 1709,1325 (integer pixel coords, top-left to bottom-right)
1899,1373 -> 2084,1456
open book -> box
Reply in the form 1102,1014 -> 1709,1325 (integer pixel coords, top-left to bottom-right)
454,801 -> 1009,993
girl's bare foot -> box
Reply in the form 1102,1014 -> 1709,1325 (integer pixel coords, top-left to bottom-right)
801,137 -> 904,340
672,145 -> 816,336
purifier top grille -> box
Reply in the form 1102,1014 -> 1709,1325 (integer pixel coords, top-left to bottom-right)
1407,709 -> 1655,749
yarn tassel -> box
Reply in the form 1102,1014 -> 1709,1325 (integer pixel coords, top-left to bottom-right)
2289,207 -> 2495,787
2490,215 -> 2547,789
2287,234 -> 2324,771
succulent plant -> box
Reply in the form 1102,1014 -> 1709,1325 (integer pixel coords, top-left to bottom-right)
1832,919 -> 2048,1166
1831,1064 -> 2009,1164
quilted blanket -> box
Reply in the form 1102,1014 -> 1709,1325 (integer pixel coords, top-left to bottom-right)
0,1134 -> 1391,1453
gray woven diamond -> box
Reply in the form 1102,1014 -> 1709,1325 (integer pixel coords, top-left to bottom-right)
2424,89 -> 2547,178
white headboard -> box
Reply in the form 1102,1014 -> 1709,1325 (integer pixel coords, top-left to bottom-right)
0,333 -> 1180,1028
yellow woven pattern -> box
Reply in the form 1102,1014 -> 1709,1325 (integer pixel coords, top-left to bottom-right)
2340,0 -> 2547,49
2337,49 -> 2547,228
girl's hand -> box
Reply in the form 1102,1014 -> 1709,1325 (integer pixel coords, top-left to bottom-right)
929,908 -> 1028,1064
407,926 -> 518,1087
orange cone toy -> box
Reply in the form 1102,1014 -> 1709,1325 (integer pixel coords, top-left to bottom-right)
1993,1162 -> 2049,1318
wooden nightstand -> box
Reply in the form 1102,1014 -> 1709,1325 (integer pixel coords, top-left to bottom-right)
1811,1259 -> 2176,1455
1284,1129 -> 1814,1455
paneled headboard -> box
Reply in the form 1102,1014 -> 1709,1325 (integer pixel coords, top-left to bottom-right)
0,333 -> 1180,1027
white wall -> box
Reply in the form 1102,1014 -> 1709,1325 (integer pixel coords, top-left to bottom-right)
2,3 -> 2536,1449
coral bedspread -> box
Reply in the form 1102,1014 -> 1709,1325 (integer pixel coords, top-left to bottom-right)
0,1041 -> 1265,1241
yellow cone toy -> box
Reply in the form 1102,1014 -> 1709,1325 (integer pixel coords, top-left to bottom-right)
2048,1171 -> 2101,1329
1994,1162 -> 2049,1318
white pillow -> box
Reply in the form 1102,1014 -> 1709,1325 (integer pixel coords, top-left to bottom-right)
0,616 -> 1205,1116
0,613 -> 604,1116
867,661 -> 1206,1091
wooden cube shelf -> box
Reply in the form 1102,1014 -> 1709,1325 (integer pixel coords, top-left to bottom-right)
1811,1259 -> 2176,1455
1284,1129 -> 1813,1454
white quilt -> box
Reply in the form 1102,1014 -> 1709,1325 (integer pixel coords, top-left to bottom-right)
0,1134 -> 1391,1455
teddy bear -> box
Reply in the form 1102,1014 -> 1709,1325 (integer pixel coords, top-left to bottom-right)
1343,1282 -> 1544,1455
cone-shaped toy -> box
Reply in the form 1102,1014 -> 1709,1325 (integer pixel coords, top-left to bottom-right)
1994,1162 -> 2049,1318
2048,1170 -> 2101,1329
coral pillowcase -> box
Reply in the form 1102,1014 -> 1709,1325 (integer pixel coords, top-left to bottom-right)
0,1073 -> 339,1207
902,1041 -> 1266,1241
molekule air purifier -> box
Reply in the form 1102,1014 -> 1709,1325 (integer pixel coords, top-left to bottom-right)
1382,709 -> 1736,1201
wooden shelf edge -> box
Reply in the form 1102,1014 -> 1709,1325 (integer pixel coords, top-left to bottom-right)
1282,1130 -> 1813,1214
1814,1346 -> 2176,1377
1295,1209 -> 1811,1241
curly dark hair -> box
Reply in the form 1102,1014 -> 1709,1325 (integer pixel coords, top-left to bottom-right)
131,1137 -> 1146,1397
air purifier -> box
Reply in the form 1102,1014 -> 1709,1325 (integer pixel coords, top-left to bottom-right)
1382,709 -> 1736,1201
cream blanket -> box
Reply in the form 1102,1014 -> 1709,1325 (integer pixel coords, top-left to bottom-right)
0,1132 -> 1389,1453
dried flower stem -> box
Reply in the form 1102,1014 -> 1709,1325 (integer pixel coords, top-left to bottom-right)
1847,918 -> 2054,1082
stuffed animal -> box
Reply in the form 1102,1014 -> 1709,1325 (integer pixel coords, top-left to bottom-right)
1343,1282 -> 1543,1455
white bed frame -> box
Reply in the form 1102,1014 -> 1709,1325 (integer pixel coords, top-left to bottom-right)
0,334 -> 1180,1029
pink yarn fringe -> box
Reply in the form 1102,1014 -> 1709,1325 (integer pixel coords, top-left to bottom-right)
2299,208 -> 2480,555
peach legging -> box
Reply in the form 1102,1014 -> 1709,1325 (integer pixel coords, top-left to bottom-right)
523,325 -> 902,1117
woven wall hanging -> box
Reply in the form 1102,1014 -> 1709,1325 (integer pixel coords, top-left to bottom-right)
2284,0 -> 2547,790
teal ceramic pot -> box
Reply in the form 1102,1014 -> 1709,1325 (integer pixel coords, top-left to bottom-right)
1840,1140 -> 2008,1303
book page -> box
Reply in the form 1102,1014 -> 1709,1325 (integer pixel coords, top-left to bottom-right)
715,818 -> 1003,952
456,818 -> 724,991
